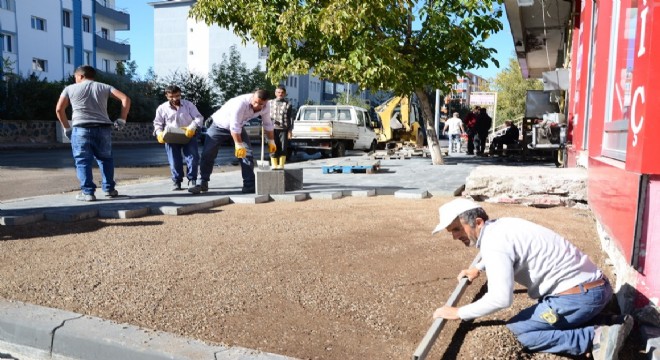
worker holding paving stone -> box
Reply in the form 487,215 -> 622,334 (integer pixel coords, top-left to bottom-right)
153,85 -> 204,194
431,198 -> 633,360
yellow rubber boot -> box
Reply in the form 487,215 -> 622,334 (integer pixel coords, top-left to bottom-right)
270,157 -> 279,169
278,156 -> 286,169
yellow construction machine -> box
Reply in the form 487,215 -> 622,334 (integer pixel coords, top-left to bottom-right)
373,96 -> 425,148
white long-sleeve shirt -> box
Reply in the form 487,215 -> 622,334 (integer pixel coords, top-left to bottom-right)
457,218 -> 602,320
153,99 -> 203,134
211,94 -> 273,133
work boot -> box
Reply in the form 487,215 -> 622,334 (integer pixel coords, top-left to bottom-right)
278,156 -> 286,169
270,157 -> 279,169
591,314 -> 634,360
172,181 -> 182,191
241,186 -> 255,194
198,180 -> 209,192
76,192 -> 96,202
104,189 -> 119,198
187,180 -> 201,194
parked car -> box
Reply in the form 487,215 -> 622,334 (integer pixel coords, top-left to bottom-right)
244,117 -> 264,143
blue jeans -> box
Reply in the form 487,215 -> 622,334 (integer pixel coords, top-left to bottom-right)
449,134 -> 461,153
506,279 -> 613,355
165,138 -> 199,183
70,126 -> 115,195
199,125 -> 254,189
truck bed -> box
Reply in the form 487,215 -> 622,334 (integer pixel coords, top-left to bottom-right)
292,120 -> 359,140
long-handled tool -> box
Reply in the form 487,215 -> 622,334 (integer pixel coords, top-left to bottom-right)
258,125 -> 268,170
412,253 -> 482,360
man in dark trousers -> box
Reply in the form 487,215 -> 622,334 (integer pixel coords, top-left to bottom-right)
489,120 -> 520,156
269,85 -> 293,169
463,106 -> 479,155
474,107 -> 492,156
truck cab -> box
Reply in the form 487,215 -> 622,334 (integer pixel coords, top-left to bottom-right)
291,105 -> 378,157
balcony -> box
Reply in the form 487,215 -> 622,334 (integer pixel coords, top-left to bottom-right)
95,35 -> 130,59
95,0 -> 129,30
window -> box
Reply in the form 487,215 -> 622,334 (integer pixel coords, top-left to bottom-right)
336,83 -> 345,93
82,16 -> 90,33
1,33 -> 12,53
84,51 -> 92,65
324,81 -> 334,94
32,58 -> 47,72
31,16 -> 46,31
0,0 -> 12,11
101,28 -> 108,39
102,59 -> 109,72
62,10 -> 71,28
64,46 -> 72,64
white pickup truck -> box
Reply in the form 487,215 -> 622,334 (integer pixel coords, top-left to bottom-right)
290,105 -> 378,158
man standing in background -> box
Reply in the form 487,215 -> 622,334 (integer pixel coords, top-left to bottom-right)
269,85 -> 293,169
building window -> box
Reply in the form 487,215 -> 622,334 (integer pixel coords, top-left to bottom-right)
82,16 -> 91,33
0,0 -> 12,11
101,28 -> 108,39
64,47 -> 72,64
1,33 -> 12,53
62,10 -> 71,28
31,16 -> 47,31
32,58 -> 47,72
102,59 -> 109,72
324,81 -> 334,94
84,51 -> 92,65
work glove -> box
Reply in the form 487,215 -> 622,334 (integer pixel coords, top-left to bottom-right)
156,130 -> 165,144
268,139 -> 277,154
114,118 -> 126,131
184,124 -> 197,138
64,128 -> 73,140
234,142 -> 247,159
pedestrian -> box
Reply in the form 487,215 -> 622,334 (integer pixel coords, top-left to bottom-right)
198,89 -> 276,194
153,85 -> 204,194
443,112 -> 464,154
269,85 -> 293,169
55,65 -> 131,202
463,106 -> 479,155
431,198 -> 633,359
474,107 -> 492,156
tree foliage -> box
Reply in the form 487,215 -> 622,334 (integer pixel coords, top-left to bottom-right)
489,57 -> 543,127
190,0 -> 504,164
210,45 -> 275,105
333,92 -> 369,108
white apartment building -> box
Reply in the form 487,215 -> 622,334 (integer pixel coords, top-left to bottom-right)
0,0 -> 130,79
150,0 -> 263,78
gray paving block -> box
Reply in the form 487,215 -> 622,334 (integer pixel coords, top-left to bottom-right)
427,189 -> 456,197
349,189 -> 376,197
45,209 -> 99,222
256,170 -> 285,195
394,190 -> 430,199
0,300 -> 81,352
99,207 -> 150,219
53,315 -> 246,360
229,195 -> 271,204
151,199 -> 219,216
284,168 -> 303,191
0,213 -> 44,226
375,188 -> 399,196
308,192 -> 343,200
269,193 -> 308,202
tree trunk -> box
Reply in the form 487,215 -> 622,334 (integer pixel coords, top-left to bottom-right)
415,89 -> 444,165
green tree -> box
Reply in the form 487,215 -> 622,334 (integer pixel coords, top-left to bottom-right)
210,45 -> 274,105
490,57 -> 543,127
191,0 -> 503,165
333,92 -> 369,108
159,70 -> 218,118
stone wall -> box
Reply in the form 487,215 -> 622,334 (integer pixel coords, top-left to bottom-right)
0,120 -> 155,143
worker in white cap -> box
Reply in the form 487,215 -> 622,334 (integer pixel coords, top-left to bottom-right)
431,198 -> 632,359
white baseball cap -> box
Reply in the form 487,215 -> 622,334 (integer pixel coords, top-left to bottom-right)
431,198 -> 481,235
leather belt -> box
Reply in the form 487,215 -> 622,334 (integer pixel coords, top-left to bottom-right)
556,278 -> 606,296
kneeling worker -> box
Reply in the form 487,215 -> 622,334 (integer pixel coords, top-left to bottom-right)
198,89 -> 276,194
431,198 -> 633,359
153,85 -> 204,194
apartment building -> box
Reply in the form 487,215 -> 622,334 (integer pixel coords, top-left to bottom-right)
0,0 -> 130,79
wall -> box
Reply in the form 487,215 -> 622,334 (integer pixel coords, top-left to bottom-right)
0,120 -> 154,143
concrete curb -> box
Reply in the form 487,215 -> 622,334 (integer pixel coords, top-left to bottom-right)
0,300 -> 296,360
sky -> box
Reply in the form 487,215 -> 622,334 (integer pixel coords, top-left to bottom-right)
116,0 -> 514,80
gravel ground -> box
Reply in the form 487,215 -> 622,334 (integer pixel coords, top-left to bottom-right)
0,194 -> 643,359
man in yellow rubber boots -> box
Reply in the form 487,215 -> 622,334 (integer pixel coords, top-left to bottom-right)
153,85 -> 204,194
198,89 -> 276,194
269,85 -> 293,169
